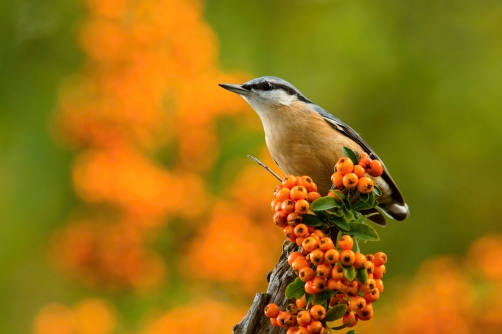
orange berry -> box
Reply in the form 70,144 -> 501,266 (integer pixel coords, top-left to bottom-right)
324,249 -> 340,264
299,267 -> 315,282
290,186 -> 308,201
343,173 -> 359,188
302,237 -> 319,253
349,296 -> 367,312
276,187 -> 291,201
296,310 -> 311,326
312,276 -> 327,293
264,303 -> 281,318
296,327 -> 310,334
277,311 -> 295,328
310,249 -> 325,265
353,252 -> 366,269
288,252 -> 302,266
340,250 -> 356,266
275,202 -> 283,212
309,304 -> 326,321
327,278 -> 342,291
342,312 -> 358,328
344,281 -> 360,297
336,157 -> 354,175
359,151 -> 369,160
356,303 -> 374,321
352,165 -> 365,178
270,317 -> 279,326
319,237 -> 334,251
373,252 -> 388,266
295,199 -> 310,214
307,321 -> 323,334
273,212 -> 287,228
364,261 -> 374,276
286,327 -> 299,334
271,199 -> 280,211
338,235 -> 354,250
292,256 -> 310,273
373,265 -> 386,279
332,265 -> 345,280
283,225 -> 295,239
364,288 -> 380,303
287,212 -> 303,226
331,172 -> 344,188
305,280 -> 317,295
365,254 -> 374,262
316,263 -> 332,278
306,191 -> 321,202
296,295 -> 306,309
362,278 -> 376,292
307,226 -> 316,233
358,157 -> 373,174
308,182 -> 318,192
312,229 -> 325,238
294,224 -> 309,238
369,160 -> 384,177
374,279 -> 384,293
282,199 -> 296,214
298,176 -> 314,189
296,237 -> 305,247
282,175 -> 298,188
357,176 -> 374,194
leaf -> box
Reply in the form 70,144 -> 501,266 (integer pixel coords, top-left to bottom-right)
342,146 -> 359,165
346,330 -> 356,334
329,318 -> 354,330
310,197 -> 341,211
330,215 -> 350,231
349,222 -> 380,241
373,185 -> 382,196
313,290 -> 335,305
324,304 -> 348,322
352,192 -> 378,211
306,293 -> 314,308
302,214 -> 325,227
285,278 -> 306,299
343,265 -> 356,282
356,267 -> 368,285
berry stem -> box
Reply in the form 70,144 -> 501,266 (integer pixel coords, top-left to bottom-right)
247,155 -> 283,182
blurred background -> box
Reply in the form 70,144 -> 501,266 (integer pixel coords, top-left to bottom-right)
1,0 -> 502,333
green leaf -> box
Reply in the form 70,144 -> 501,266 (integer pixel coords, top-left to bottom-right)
373,185 -> 382,196
356,267 -> 368,285
324,304 -> 347,322
346,330 -> 356,334
352,192 -> 378,211
302,214 -> 325,227
349,222 -> 380,241
331,215 -> 350,231
285,278 -> 306,299
342,146 -> 359,165
306,293 -> 314,309
329,318 -> 354,330
313,290 -> 335,305
343,265 -> 356,282
310,197 -> 341,211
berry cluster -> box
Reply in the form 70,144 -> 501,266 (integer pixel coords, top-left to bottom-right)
265,147 -> 391,333
271,175 -> 322,237
331,152 -> 383,193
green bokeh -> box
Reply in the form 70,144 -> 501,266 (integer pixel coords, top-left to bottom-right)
1,0 -> 502,332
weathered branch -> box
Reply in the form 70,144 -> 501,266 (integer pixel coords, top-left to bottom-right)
233,240 -> 298,334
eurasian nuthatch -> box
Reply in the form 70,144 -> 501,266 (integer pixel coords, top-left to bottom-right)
219,76 -> 409,224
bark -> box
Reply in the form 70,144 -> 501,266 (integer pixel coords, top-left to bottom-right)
233,240 -> 299,334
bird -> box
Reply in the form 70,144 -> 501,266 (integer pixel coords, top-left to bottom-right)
219,76 -> 409,224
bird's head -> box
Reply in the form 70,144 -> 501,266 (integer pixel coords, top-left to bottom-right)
219,76 -> 313,117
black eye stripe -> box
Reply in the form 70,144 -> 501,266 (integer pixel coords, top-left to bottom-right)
243,81 -> 312,104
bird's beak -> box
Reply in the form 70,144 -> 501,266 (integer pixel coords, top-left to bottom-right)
218,83 -> 250,96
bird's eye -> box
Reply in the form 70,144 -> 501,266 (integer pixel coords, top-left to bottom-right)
262,82 -> 272,91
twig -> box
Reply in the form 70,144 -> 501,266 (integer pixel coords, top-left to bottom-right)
247,155 -> 282,182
